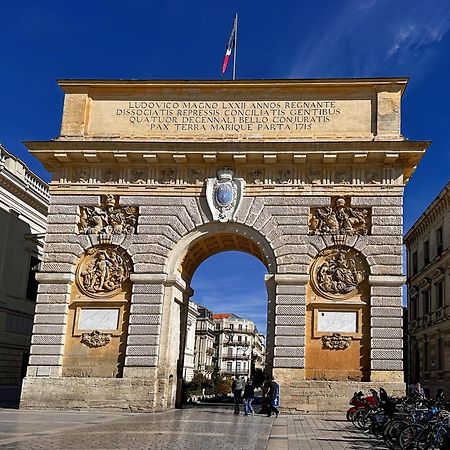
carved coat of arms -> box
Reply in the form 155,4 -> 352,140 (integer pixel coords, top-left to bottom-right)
206,168 -> 244,222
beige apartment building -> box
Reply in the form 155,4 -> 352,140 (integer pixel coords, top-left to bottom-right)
193,305 -> 215,378
0,144 -> 49,387
213,313 -> 265,378
405,181 -> 449,397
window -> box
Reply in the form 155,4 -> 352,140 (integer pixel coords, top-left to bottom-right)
435,281 -> 444,309
5,313 -> 33,335
26,256 -> 40,301
215,323 -> 220,331
424,240 -> 430,266
438,337 -> 444,371
411,298 -> 417,320
236,362 -> 241,373
229,324 -> 234,331
436,226 -> 443,255
412,251 -> 418,275
238,324 -> 242,331
237,335 -> 242,342
227,362 -> 232,373
423,289 -> 431,315
227,347 -> 233,357
424,341 -> 429,372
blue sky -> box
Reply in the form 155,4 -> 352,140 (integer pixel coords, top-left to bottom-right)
2,0 -> 449,334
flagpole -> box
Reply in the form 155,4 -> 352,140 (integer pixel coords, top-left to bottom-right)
232,13 -> 238,80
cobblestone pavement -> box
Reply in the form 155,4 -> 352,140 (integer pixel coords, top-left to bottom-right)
0,407 -> 385,450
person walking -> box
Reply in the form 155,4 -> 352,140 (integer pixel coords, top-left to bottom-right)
266,376 -> 280,418
243,378 -> 255,416
233,376 -> 245,414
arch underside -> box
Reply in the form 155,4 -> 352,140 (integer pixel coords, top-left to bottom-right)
180,232 -> 268,281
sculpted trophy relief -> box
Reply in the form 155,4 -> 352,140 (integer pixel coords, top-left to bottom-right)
76,247 -> 130,298
80,330 -> 112,348
309,197 -> 370,236
79,194 -> 138,236
321,333 -> 352,350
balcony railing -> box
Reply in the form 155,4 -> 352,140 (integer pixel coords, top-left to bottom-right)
408,306 -> 449,332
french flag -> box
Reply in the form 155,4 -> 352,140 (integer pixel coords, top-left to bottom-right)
222,15 -> 237,75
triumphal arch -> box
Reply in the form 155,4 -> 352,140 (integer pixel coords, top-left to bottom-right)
21,79 -> 428,411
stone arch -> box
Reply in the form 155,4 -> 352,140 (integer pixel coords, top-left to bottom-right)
166,221 -> 277,281
63,244 -> 133,378
305,245 -> 371,381
159,221 -> 277,408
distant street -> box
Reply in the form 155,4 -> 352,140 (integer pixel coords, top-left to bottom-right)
0,406 -> 384,450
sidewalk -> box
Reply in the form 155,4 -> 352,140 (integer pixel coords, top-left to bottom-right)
0,407 -> 382,450
267,414 -> 386,450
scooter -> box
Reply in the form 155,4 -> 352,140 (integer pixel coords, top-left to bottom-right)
346,390 -> 378,422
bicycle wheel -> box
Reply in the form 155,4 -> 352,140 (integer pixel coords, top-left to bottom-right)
399,423 -> 423,450
384,418 -> 407,449
351,408 -> 366,429
357,410 -> 373,432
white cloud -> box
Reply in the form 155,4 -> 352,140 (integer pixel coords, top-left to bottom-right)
287,0 -> 450,79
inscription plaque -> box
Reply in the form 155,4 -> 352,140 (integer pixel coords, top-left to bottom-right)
317,311 -> 357,333
78,308 -> 120,331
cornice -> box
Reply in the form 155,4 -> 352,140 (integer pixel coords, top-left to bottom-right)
26,140 -> 428,180
404,181 -> 450,245
57,77 -> 409,94
0,172 -> 49,215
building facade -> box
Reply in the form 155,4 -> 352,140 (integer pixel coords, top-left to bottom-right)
193,305 -> 215,378
213,313 -> 265,378
0,144 -> 49,386
20,79 -> 427,412
182,300 -> 199,381
405,182 -> 449,397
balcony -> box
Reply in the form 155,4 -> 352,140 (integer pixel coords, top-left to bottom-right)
408,306 -> 449,332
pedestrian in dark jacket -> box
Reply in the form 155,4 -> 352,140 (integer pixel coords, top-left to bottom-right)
266,376 -> 280,417
243,378 -> 255,416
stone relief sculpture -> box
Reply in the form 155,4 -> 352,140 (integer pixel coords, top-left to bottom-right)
248,169 -> 264,184
188,169 -> 204,185
276,170 -> 292,184
335,169 -> 351,184
311,248 -> 365,299
102,168 -> 118,183
206,168 -> 244,222
365,169 -> 381,184
76,247 -> 130,298
79,195 -> 138,236
72,167 -> 90,183
131,168 -> 147,184
309,197 -> 370,235
159,168 -> 176,184
322,333 -> 351,350
307,168 -> 322,185
81,330 -> 112,348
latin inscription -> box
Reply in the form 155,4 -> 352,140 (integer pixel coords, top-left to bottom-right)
115,101 -> 341,132
88,97 -> 372,139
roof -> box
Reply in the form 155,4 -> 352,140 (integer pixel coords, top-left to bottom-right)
213,313 -> 241,320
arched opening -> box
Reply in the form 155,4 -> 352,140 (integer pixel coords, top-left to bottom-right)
182,251 -> 268,403
160,223 -> 276,409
